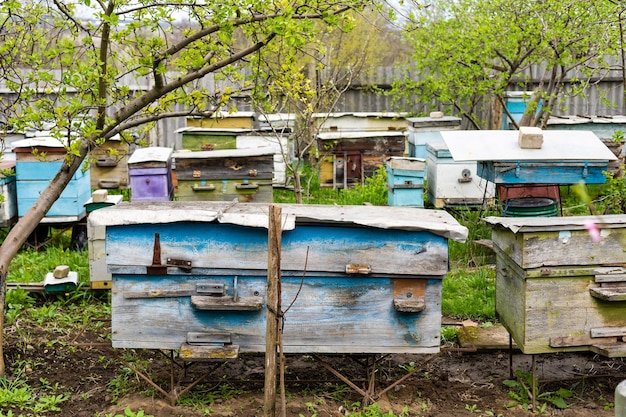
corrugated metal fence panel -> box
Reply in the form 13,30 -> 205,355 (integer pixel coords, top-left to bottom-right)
1,65 -> 625,145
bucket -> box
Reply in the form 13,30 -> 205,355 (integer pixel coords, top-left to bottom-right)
502,197 -> 559,217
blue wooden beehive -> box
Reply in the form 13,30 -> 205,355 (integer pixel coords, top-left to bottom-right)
406,114 -> 462,161
441,130 -> 616,185
385,157 -> 425,207
90,202 -> 467,358
14,136 -> 91,220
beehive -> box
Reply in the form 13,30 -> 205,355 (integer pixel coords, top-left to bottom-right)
485,215 -> 626,357
90,202 -> 468,356
13,136 -> 90,220
128,147 -> 174,202
173,148 -> 274,203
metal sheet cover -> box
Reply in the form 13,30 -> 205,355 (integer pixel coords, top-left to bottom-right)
441,130 -> 617,162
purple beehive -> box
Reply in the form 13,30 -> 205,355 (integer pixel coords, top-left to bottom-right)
128,147 -> 174,202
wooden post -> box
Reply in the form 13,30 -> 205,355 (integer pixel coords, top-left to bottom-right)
264,205 -> 282,417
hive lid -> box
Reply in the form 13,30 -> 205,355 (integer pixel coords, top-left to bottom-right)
484,214 -> 626,233
172,148 -> 275,159
12,136 -> 66,149
441,130 -> 617,162
128,146 -> 173,164
89,201 -> 469,242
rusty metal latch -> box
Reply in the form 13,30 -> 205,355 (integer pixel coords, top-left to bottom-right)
345,264 -> 371,275
147,233 -> 193,274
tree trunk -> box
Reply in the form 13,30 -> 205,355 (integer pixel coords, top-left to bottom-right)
0,139 -> 89,375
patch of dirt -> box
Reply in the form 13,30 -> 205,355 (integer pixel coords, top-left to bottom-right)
3,306 -> 625,417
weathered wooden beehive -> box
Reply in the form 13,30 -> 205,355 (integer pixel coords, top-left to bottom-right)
14,136 -> 91,221
186,112 -> 257,130
89,202 -> 467,356
442,130 -> 616,215
90,135 -> 130,189
175,127 -> 249,152
385,157 -> 425,207
426,142 -> 495,208
0,160 -> 17,227
317,131 -> 406,188
441,130 -> 616,186
85,191 -> 124,290
485,215 -> 626,357
312,112 -> 407,133
128,147 -> 174,202
406,114 -> 462,160
172,148 -> 274,203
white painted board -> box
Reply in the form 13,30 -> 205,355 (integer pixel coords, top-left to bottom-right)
441,130 -> 617,162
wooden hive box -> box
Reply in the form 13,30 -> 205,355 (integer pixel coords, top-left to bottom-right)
385,157 -> 425,207
0,160 -> 17,227
426,142 -> 495,208
85,193 -> 124,290
89,202 -> 467,357
90,136 -> 130,189
14,136 -> 91,221
484,215 -> 626,357
317,131 -> 406,188
406,115 -> 461,160
172,148 -> 274,203
441,130 -> 616,186
312,112 -> 407,133
186,112 -> 257,130
128,147 -> 174,202
176,127 -> 251,151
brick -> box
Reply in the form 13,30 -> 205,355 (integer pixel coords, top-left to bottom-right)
518,126 -> 544,149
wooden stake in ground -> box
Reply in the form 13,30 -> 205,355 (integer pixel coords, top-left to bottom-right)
264,205 -> 282,417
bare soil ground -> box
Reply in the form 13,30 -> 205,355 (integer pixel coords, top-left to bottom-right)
3,296 -> 625,417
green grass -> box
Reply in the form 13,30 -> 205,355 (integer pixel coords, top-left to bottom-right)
442,266 -> 496,321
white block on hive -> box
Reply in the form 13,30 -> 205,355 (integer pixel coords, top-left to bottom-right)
92,189 -> 109,203
518,126 -> 543,149
53,265 -> 70,279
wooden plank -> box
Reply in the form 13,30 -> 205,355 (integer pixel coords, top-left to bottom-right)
589,286 -> 626,301
179,343 -> 239,361
186,332 -> 231,344
591,327 -> 626,338
550,335 -> 618,348
457,323 -> 516,350
590,343 -> 626,358
595,273 -> 626,283
190,295 -> 264,311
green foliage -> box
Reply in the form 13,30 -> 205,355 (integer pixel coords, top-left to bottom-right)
105,407 -> 154,417
442,267 -> 496,321
4,287 -> 36,325
346,403 -> 409,416
440,326 -> 459,345
447,208 -> 497,268
504,370 -> 574,412
393,0 -> 619,126
0,366 -> 69,416
8,244 -> 89,285
275,164 -> 389,206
